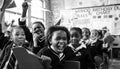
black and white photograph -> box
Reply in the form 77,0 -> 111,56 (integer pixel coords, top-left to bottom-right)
0,0 -> 120,69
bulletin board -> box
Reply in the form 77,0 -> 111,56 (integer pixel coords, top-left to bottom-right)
60,4 -> 120,35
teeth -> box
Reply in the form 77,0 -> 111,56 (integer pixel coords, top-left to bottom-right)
58,44 -> 64,47
58,44 -> 65,50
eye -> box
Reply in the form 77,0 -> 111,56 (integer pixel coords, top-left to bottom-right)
56,37 -> 61,40
71,33 -> 79,38
15,33 -> 19,36
62,37 -> 67,40
21,33 -> 25,36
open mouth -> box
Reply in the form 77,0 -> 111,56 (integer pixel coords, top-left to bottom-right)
18,38 -> 25,42
34,30 -> 43,35
57,43 -> 65,51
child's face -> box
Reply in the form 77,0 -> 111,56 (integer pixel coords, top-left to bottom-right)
70,30 -> 81,45
90,30 -> 98,40
50,30 -> 67,53
32,23 -> 44,37
82,29 -> 90,40
11,28 -> 26,46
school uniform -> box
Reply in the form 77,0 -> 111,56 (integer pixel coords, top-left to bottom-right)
19,19 -> 45,54
0,42 -> 30,69
0,31 -> 13,66
38,46 -> 76,69
0,26 -> 30,68
30,38 -> 46,54
88,39 -> 103,61
87,39 -> 103,68
68,43 -> 92,69
0,32 -> 10,50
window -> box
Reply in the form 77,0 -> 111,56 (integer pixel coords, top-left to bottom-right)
4,0 -> 44,27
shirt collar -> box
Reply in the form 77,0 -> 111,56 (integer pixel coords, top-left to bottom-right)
49,46 -> 65,61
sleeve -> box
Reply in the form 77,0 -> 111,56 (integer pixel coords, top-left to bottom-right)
37,47 -> 48,57
96,41 -> 104,56
0,45 -> 11,69
18,18 -> 26,26
0,33 -> 9,50
32,47 -> 42,54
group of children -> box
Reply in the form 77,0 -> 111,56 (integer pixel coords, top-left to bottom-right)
0,1 -> 112,69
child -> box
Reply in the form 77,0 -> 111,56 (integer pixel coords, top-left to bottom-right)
0,26 -> 28,69
38,26 -> 75,69
81,27 -> 91,44
89,29 -> 103,69
69,27 -> 83,49
0,26 -> 50,69
69,27 -> 90,69
19,1 -> 45,54
31,21 -> 45,54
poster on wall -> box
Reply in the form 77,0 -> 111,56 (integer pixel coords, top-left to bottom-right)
60,4 -> 120,35
0,0 -> 4,9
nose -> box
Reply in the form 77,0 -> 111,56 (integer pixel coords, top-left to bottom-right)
58,40 -> 65,46
18,34 -> 24,39
59,39 -> 64,43
72,36 -> 77,39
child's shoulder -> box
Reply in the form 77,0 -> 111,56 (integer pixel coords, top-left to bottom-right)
37,46 -> 50,55
64,46 -> 73,52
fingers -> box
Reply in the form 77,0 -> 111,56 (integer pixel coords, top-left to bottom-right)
41,55 -> 51,61
22,1 -> 28,9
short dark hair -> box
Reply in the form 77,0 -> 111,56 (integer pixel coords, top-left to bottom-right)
70,27 -> 82,37
46,26 -> 70,45
33,21 -> 45,30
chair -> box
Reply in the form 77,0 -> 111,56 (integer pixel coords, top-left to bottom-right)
62,61 -> 80,69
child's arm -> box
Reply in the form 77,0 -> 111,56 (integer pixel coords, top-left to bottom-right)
0,10 -> 5,34
0,11 -> 10,50
19,1 -> 32,43
19,1 -> 28,26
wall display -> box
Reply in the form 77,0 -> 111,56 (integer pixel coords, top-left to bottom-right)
0,0 -> 4,9
61,4 -> 120,35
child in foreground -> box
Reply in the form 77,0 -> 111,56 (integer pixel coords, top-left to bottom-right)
0,26 -> 51,69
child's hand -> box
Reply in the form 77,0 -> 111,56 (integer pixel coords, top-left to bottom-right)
33,33 -> 40,47
41,55 -> 52,69
22,1 -> 28,17
22,1 -> 28,11
33,33 -> 40,41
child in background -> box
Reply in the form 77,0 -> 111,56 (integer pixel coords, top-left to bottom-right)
81,27 -> 91,44
31,21 -> 45,54
38,26 -> 75,69
69,27 -> 90,69
89,29 -> 104,69
19,1 -> 45,54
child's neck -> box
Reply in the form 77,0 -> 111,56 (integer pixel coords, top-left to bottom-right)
15,43 -> 23,47
50,46 -> 62,55
72,43 -> 80,49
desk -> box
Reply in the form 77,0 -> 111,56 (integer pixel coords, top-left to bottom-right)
111,46 -> 120,59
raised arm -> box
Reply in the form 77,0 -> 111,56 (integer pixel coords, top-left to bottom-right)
19,1 -> 28,26
19,1 -> 32,43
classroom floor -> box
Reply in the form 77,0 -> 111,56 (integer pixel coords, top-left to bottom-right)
109,59 -> 120,69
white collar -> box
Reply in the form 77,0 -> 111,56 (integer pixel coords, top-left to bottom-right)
90,39 -> 98,44
50,46 -> 65,61
69,43 -> 86,52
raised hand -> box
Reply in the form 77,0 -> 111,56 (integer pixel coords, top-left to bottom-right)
22,1 -> 28,17
22,1 -> 28,11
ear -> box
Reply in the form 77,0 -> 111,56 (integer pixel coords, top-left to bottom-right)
49,38 -> 52,44
10,33 -> 13,41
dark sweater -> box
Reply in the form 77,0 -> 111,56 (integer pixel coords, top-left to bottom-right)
88,39 -> 103,62
37,46 -> 76,69
19,19 -> 45,54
